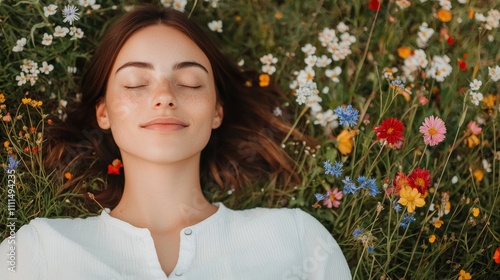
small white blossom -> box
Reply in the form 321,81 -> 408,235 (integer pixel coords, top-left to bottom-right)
237,59 -> 245,67
325,66 -> 342,83
79,0 -> 96,7
469,91 -> 483,106
322,86 -> 329,94
208,20 -> 223,33
304,55 -> 317,67
438,0 -> 452,10
426,55 -> 452,82
469,79 -> 482,91
316,55 -> 332,68
417,22 -> 434,48
488,65 -> 500,81
451,176 -> 458,184
39,61 -> 54,74
62,5 -> 80,25
482,159 -> 492,173
43,4 -> 57,17
260,54 -> 278,65
261,64 -> 276,75
12,38 -> 27,52
272,107 -> 282,116
301,43 -> 316,55
457,0 -> 467,3
16,72 -> 27,86
69,27 -> 84,40
295,81 -> 318,105
67,66 -> 77,74
336,22 -> 349,33
54,26 -> 70,37
41,33 -> 53,46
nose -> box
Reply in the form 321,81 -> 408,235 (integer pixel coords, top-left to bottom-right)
152,83 -> 176,109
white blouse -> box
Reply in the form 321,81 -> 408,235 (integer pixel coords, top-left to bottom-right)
0,203 -> 351,279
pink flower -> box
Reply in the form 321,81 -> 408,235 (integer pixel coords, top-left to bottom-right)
419,116 -> 447,146
419,95 -> 429,105
467,121 -> 482,135
323,188 -> 343,208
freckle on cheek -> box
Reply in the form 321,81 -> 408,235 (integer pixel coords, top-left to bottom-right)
110,95 -> 139,121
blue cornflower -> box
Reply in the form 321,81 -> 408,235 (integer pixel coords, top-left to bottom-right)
352,228 -> 363,240
314,193 -> 325,201
393,201 -> 403,213
366,178 -> 380,197
4,155 -> 20,172
334,105 -> 359,128
399,213 -> 416,229
368,246 -> 375,253
357,176 -> 367,189
324,160 -> 343,177
342,176 -> 358,194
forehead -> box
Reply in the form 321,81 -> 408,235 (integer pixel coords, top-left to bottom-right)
111,24 -> 212,74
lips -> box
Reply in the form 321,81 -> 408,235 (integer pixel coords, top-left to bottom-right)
140,117 -> 188,132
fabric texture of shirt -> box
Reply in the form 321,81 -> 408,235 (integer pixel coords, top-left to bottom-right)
0,203 -> 351,280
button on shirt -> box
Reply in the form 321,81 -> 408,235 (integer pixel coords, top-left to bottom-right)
0,203 -> 351,279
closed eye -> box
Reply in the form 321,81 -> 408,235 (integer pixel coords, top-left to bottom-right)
179,85 -> 202,89
124,85 -> 147,89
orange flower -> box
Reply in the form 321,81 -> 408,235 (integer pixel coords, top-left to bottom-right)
336,129 -> 354,155
3,141 -> 9,148
274,12 -> 283,20
397,46 -> 411,59
473,169 -> 483,182
483,95 -> 496,108
429,234 -> 436,243
64,172 -> 73,180
437,9 -> 452,23
466,135 -> 480,148
434,219 -> 444,228
259,74 -> 270,87
458,269 -> 471,280
472,207 -> 480,217
468,8 -> 475,20
494,247 -> 500,264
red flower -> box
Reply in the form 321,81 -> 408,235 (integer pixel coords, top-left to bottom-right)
494,247 -> 500,264
373,118 -> 405,146
458,59 -> 467,71
392,172 -> 410,195
446,36 -> 454,45
368,0 -> 381,11
107,159 -> 122,175
408,167 -> 431,195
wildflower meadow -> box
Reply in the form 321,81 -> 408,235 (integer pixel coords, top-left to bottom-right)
1,0 -> 500,279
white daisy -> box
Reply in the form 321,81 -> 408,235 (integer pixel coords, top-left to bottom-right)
42,33 -> 53,46
62,5 -> 80,25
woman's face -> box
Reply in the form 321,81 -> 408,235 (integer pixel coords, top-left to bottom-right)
96,25 -> 223,165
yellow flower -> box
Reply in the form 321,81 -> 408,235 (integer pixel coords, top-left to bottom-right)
337,129 -> 354,155
472,207 -> 480,217
22,97 -> 32,104
3,141 -> 10,148
466,134 -> 480,148
434,219 -> 444,228
482,94 -> 496,108
429,234 -> 436,243
64,172 -> 73,180
458,269 -> 471,280
445,201 -> 451,215
0,93 -> 5,103
398,186 -> 426,213
473,169 -> 483,182
235,15 -> 241,22
397,46 -> 411,59
259,74 -> 270,87
437,9 -> 452,23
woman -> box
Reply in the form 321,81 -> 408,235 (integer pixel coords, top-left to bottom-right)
0,5 -> 350,279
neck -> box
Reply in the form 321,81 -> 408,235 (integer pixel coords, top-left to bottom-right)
109,153 -> 216,233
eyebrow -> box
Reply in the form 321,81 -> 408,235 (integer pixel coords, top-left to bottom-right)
115,61 -> 209,75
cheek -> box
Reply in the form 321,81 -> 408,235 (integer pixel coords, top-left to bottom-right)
106,92 -> 144,122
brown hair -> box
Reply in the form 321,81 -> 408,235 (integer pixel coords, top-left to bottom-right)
43,5 -> 310,209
